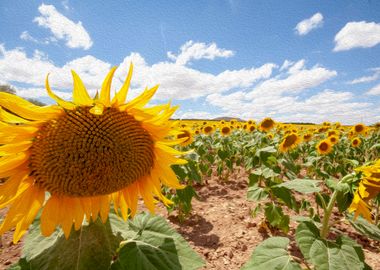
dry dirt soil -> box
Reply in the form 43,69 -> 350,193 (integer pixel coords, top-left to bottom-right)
0,170 -> 379,270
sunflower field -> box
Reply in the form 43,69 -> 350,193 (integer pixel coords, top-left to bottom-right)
0,66 -> 379,270
165,118 -> 380,269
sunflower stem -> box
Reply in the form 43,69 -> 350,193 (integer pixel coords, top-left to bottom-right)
320,189 -> 338,239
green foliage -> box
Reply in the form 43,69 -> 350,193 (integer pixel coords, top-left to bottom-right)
11,218 -> 121,270
11,213 -> 204,270
295,221 -> 369,270
111,213 -> 205,270
348,215 -> 380,241
241,237 -> 302,270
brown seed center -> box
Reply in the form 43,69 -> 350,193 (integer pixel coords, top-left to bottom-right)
29,107 -> 154,197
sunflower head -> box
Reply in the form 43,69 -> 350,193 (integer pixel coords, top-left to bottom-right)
351,137 -> 361,147
0,64 -> 187,243
176,129 -> 193,146
220,125 -> 232,136
259,117 -> 275,132
328,135 -> 339,145
303,133 -> 313,142
279,133 -> 300,152
353,123 -> 366,134
316,139 -> 332,155
203,125 -> 214,135
349,160 -> 380,222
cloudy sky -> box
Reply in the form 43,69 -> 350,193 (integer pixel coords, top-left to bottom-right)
1,1 -> 380,124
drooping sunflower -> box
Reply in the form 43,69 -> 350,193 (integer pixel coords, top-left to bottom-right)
279,133 -> 300,152
351,137 -> 361,148
302,133 -> 313,142
176,129 -> 193,146
349,160 -> 380,222
259,117 -> 275,132
0,64 -> 187,243
316,139 -> 332,155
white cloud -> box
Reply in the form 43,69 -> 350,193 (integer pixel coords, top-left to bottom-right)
34,4 -> 92,50
114,51 -> 276,100
16,87 -> 72,100
0,44 -> 110,92
367,83 -> 380,95
1,40 -> 378,124
246,63 -> 337,99
279,60 -> 294,71
295,13 -> 324,35
167,40 -> 234,65
348,68 -> 380,84
334,21 -> 380,52
175,110 -> 216,120
0,43 -> 275,101
206,89 -> 376,124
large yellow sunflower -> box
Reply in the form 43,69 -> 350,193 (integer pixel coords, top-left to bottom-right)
0,64 -> 186,243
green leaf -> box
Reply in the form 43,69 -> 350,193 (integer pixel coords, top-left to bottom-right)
111,213 -> 204,270
247,186 -> 268,201
370,143 -> 380,150
175,186 -> 197,215
295,221 -> 321,261
217,149 -> 229,160
271,186 -> 298,210
349,215 -> 380,241
296,221 -> 366,270
276,179 -> 321,194
264,203 -> 289,233
13,218 -> 121,270
241,237 -> 302,270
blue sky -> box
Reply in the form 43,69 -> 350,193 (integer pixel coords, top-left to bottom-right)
1,1 -> 380,124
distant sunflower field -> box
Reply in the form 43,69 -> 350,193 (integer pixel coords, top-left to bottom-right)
167,117 -> 380,269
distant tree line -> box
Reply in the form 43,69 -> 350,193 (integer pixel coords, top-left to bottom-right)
0,84 -> 45,106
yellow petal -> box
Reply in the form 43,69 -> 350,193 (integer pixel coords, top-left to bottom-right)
13,186 -> 44,243
40,195 -> 61,236
0,92 -> 61,121
89,103 -> 105,115
45,74 -> 76,110
0,170 -> 29,205
71,70 -> 93,106
99,67 -> 117,107
0,107 -> 30,124
0,152 -> 29,173
112,63 -> 133,105
0,141 -> 33,156
122,85 -> 159,110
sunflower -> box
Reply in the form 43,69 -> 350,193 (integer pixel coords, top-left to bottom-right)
279,133 -> 300,152
349,160 -> 380,221
259,117 -> 275,132
316,139 -> 332,155
176,129 -> 193,146
353,123 -> 366,134
266,133 -> 274,140
302,133 -> 313,142
220,125 -> 231,136
328,135 -> 339,145
351,137 -> 361,148
0,64 -> 187,243
203,125 -> 214,135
